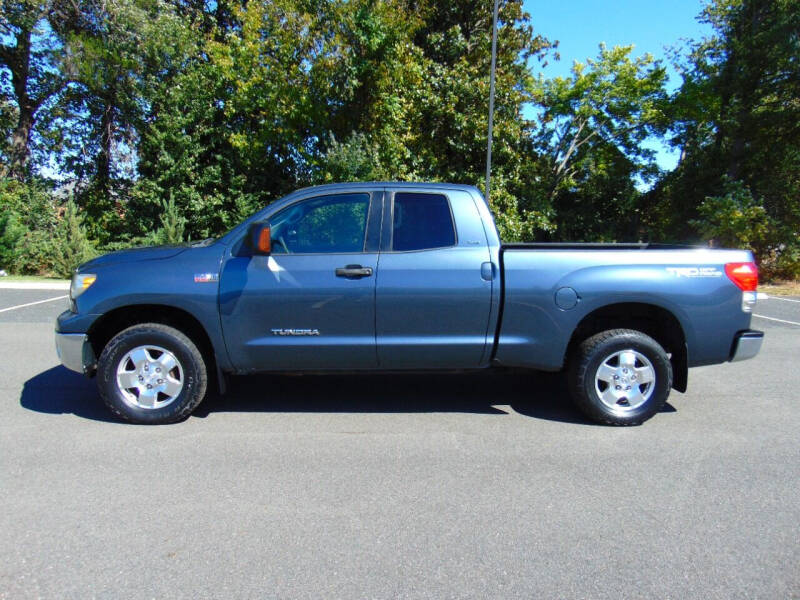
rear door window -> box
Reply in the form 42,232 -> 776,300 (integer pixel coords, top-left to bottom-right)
391,193 -> 456,251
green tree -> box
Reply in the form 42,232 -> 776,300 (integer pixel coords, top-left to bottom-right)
0,0 -> 72,179
529,44 -> 668,241
651,0 -> 799,276
132,54 -> 258,240
205,0 -> 556,240
49,0 -> 196,243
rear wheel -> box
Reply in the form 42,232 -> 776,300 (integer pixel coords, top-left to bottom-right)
97,323 -> 208,424
569,329 -> 672,425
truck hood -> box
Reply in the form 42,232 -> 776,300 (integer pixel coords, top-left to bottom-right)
79,245 -> 189,271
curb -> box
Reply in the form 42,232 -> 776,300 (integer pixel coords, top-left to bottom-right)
0,281 -> 70,290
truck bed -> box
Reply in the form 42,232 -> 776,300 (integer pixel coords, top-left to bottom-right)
493,244 -> 754,372
501,242 -> 695,250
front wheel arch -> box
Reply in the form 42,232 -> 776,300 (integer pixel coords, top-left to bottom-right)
88,304 -> 218,380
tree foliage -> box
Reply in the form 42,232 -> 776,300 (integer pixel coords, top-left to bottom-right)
531,44 -> 668,241
0,0 -> 797,278
649,0 -> 799,277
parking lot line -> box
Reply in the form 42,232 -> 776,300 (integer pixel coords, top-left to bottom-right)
764,296 -> 800,304
752,314 -> 800,327
0,281 -> 70,290
0,295 -> 69,313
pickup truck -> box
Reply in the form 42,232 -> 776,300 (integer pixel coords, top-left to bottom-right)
55,182 -> 764,425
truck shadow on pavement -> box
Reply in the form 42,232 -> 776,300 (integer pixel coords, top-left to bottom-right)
20,366 -> 114,422
21,366 -> 675,425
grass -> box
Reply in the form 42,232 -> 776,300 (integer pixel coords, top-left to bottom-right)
761,280 -> 800,297
0,274 -> 69,283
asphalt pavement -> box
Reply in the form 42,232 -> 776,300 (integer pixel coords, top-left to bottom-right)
1,289 -> 798,599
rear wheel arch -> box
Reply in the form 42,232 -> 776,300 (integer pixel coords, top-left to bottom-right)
564,302 -> 688,392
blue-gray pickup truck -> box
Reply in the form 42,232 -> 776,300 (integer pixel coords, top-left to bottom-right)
55,182 -> 763,425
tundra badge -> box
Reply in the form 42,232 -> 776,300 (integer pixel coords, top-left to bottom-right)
271,329 -> 320,336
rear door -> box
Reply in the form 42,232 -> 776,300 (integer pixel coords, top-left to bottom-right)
375,188 -> 494,368
220,190 -> 382,371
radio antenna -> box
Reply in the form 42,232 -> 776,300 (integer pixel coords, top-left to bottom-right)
485,0 -> 500,202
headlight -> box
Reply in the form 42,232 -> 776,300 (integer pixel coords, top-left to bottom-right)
70,273 -> 96,300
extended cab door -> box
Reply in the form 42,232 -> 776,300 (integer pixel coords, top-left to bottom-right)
375,188 -> 494,368
219,190 -> 382,371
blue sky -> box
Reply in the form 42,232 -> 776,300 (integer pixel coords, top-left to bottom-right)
521,0 -> 712,171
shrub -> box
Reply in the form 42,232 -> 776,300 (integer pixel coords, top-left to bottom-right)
13,229 -> 56,275
0,210 -> 27,270
692,180 -> 771,253
692,179 -> 799,281
0,178 -> 60,274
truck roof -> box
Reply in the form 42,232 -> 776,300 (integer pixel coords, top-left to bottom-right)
291,181 -> 483,196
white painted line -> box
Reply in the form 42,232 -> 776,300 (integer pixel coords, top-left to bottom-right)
757,292 -> 769,300
0,295 -> 69,313
763,295 -> 800,304
0,281 -> 70,290
752,314 -> 800,327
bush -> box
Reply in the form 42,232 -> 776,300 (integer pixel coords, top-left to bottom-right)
0,210 -> 27,270
13,229 -> 57,275
692,180 -> 771,253
758,241 -> 800,282
0,178 -> 59,273
692,179 -> 799,281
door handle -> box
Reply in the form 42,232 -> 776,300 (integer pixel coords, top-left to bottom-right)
335,264 -> 373,279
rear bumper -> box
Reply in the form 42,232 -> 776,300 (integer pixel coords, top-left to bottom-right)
729,330 -> 764,362
55,332 -> 95,374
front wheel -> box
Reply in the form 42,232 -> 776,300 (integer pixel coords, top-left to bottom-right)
97,323 -> 208,424
568,329 -> 672,426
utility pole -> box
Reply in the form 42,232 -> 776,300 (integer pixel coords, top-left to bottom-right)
485,0 -> 500,202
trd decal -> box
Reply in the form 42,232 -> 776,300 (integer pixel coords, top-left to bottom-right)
666,267 -> 723,278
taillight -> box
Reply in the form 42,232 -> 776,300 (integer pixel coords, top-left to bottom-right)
725,262 -> 758,292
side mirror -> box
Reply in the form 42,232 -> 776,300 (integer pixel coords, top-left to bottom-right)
250,223 -> 272,255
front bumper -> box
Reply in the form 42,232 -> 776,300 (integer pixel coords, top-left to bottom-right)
55,332 -> 95,374
729,330 -> 764,362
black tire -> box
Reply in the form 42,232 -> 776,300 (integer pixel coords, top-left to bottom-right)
97,323 -> 208,424
568,329 -> 672,426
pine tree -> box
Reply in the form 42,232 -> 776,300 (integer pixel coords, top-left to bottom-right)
154,198 -> 186,245
51,200 -> 96,278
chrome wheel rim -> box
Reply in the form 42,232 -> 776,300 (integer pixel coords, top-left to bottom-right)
594,349 -> 656,411
116,345 -> 184,409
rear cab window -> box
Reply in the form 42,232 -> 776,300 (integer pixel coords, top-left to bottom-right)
391,192 -> 456,251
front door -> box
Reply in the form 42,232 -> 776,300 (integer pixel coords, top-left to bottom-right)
220,191 -> 381,371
